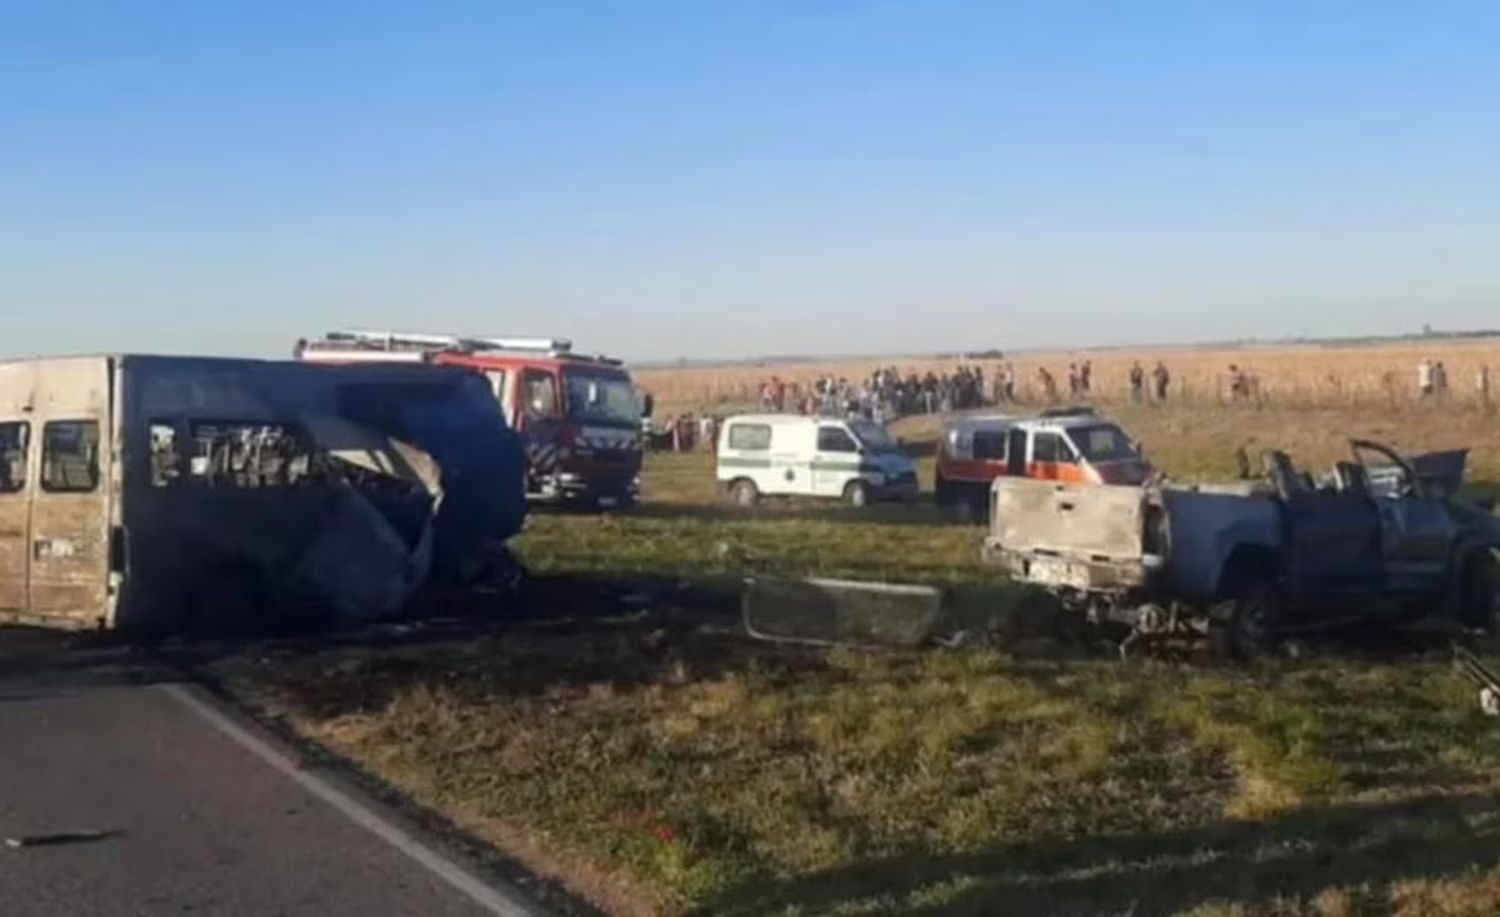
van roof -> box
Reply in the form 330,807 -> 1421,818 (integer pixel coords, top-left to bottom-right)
942,411 -> 1114,435
723,413 -> 833,426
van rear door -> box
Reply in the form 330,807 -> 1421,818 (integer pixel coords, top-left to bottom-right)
27,357 -> 112,626
0,361 -> 37,615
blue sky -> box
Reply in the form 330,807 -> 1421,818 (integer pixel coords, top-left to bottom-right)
3,2 -> 1499,361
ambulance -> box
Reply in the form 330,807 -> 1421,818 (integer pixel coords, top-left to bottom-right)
934,407 -> 1154,519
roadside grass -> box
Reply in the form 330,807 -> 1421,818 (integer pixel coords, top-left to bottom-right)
217,403 -> 1500,915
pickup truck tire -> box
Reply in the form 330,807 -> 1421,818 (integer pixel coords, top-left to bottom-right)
1459,551 -> 1500,631
1210,578 -> 1281,660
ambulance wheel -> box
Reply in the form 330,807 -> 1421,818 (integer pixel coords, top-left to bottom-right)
729,478 -> 760,507
843,481 -> 870,508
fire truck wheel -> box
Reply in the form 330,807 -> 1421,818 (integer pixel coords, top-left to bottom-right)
843,480 -> 870,508
729,478 -> 760,507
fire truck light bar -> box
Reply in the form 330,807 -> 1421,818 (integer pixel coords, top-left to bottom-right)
324,330 -> 574,354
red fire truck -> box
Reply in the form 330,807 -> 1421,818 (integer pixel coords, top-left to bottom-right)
297,330 -> 644,508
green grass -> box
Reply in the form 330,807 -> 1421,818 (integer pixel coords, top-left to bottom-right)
215,404 -> 1500,916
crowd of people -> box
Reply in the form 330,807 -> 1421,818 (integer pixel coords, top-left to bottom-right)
642,355 -> 1495,453
757,366 -> 996,421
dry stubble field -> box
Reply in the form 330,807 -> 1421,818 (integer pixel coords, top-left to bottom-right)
213,344 -> 1500,917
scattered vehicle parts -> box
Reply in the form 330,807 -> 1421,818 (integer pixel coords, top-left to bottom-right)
0,355 -> 526,635
1455,644 -> 1500,716
935,408 -> 1154,521
298,329 -> 643,509
985,439 -> 1500,657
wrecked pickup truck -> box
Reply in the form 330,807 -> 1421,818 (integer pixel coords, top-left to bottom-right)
0,355 -> 527,635
984,440 -> 1500,656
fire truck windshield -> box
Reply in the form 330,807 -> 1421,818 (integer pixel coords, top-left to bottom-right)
564,371 -> 640,425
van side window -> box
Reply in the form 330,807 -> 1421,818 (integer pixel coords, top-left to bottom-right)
728,423 -> 771,451
41,420 -> 100,493
972,431 -> 1007,461
150,422 -> 181,487
189,422 -> 315,488
1032,432 -> 1064,463
817,426 -> 858,453
523,370 -> 560,419
0,422 -> 29,493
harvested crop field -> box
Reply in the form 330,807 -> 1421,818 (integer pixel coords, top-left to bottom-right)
211,399 -> 1500,916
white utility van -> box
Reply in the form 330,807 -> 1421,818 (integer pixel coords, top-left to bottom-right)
716,414 -> 918,507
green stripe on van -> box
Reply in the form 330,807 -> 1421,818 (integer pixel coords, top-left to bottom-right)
719,456 -> 774,469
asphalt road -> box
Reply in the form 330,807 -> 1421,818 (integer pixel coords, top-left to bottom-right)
0,631 -> 543,917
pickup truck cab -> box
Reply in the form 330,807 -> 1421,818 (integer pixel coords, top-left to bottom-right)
717,414 -> 918,507
936,408 -> 1153,519
985,439 -> 1500,656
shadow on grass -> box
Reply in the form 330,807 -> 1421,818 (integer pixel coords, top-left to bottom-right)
591,499 -> 968,528
704,792 -> 1500,916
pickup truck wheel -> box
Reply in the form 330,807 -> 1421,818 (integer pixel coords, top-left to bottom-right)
729,478 -> 760,507
1211,579 -> 1281,660
843,480 -> 870,508
1459,551 -> 1500,631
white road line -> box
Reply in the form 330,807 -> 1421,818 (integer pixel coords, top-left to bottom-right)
160,682 -> 544,917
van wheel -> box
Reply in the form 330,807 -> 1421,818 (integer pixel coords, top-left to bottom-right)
729,479 -> 760,507
843,481 -> 870,508
1209,578 -> 1281,660
1459,550 -> 1500,631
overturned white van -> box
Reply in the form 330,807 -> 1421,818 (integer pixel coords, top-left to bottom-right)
0,355 -> 526,635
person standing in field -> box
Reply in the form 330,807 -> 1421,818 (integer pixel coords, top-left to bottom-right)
1080,360 -> 1093,395
1478,365 -> 1491,407
1038,367 -> 1059,403
1129,362 -> 1145,403
1152,361 -> 1171,402
1418,359 -> 1435,398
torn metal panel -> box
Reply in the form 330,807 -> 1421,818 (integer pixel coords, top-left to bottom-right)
743,576 -> 943,648
987,478 -> 1149,561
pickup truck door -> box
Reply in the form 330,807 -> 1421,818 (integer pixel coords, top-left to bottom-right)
1280,489 -> 1385,597
1352,441 -> 1460,590
1375,497 -> 1457,589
